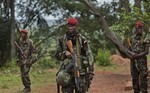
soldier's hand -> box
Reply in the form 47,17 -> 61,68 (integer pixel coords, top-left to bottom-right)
65,51 -> 72,58
89,73 -> 94,80
17,61 -> 23,67
27,62 -> 33,67
131,53 -> 138,59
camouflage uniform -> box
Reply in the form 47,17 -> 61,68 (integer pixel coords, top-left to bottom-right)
16,38 -> 36,91
129,36 -> 149,93
55,31 -> 94,93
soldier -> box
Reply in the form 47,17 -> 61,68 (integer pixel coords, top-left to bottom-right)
16,29 -> 37,92
127,21 -> 149,93
55,18 -> 94,93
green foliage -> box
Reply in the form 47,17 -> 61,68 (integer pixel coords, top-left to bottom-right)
37,57 -> 58,69
147,54 -> 150,60
0,59 -> 18,75
96,48 -> 112,66
110,4 -> 150,37
14,0 -> 117,63
1,0 -> 148,67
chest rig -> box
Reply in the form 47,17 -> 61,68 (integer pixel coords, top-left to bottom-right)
19,38 -> 31,58
132,38 -> 145,54
62,34 -> 83,69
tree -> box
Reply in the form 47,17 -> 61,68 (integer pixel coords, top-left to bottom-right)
0,0 -> 16,66
79,0 -> 131,58
1,0 -> 149,66
10,0 -> 16,59
118,0 -> 131,12
134,0 -> 142,10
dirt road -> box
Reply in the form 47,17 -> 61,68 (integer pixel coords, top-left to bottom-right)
1,55 -> 150,93
30,70 -> 134,93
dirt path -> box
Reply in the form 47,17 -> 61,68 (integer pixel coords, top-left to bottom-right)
30,70 -> 134,93
13,71 -> 132,93
1,55 -> 150,93
0,65 -> 143,93
88,71 -> 132,93
2,67 -> 150,93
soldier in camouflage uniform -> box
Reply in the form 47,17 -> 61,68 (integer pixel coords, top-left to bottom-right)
127,21 -> 149,93
16,29 -> 37,92
55,18 -> 94,93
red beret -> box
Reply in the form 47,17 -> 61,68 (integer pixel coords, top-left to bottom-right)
67,18 -> 78,26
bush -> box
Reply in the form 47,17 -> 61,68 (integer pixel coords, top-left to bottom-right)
96,48 -> 112,66
0,59 -> 19,74
37,56 -> 58,69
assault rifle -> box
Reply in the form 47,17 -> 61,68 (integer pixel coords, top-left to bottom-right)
15,41 -> 26,59
66,40 -> 80,91
15,41 -> 29,67
127,38 -> 139,70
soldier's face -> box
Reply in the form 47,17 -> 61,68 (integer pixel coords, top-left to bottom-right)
67,24 -> 76,33
20,32 -> 27,38
136,27 -> 143,35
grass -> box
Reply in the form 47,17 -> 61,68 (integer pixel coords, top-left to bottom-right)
0,54 -> 149,93
147,54 -> 150,60
0,63 -> 57,93
95,63 -> 119,72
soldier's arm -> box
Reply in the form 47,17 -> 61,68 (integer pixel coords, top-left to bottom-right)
15,41 -> 21,61
134,39 -> 149,58
30,39 -> 36,52
86,43 -> 94,73
85,41 -> 94,81
81,35 -> 94,73
29,39 -> 37,64
55,37 -> 66,61
126,37 -> 137,59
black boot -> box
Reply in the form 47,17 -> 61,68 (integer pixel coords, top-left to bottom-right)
142,91 -> 148,93
21,86 -> 31,92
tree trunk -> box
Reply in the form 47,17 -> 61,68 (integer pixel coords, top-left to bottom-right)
10,0 -> 15,59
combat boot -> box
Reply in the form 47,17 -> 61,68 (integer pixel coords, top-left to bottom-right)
134,92 -> 140,93
142,91 -> 148,93
21,86 -> 31,92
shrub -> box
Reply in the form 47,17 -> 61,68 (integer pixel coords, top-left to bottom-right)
96,48 -> 112,66
37,57 -> 58,69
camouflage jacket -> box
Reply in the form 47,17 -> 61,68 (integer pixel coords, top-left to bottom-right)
17,38 -> 36,63
128,36 -> 150,58
55,32 -> 94,72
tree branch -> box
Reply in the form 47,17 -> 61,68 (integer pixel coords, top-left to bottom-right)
35,30 -> 56,48
80,0 -> 131,58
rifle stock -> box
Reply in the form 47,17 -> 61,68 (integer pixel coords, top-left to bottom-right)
127,37 -> 131,48
127,38 -> 139,70
66,40 -> 74,54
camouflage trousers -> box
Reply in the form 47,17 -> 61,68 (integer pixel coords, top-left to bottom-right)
62,87 -> 85,93
61,82 -> 85,93
62,85 -> 74,93
20,65 -> 31,88
130,57 -> 148,93
60,58 -> 90,93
